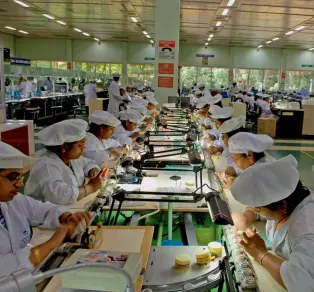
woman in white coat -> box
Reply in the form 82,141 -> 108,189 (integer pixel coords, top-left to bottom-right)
0,142 -> 91,277
108,73 -> 129,117
25,119 -> 102,205
84,110 -> 127,168
113,109 -> 142,146
231,155 -> 314,291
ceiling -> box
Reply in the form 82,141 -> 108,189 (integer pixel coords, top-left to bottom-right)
1,0 -> 314,49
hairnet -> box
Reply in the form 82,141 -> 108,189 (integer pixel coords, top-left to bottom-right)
231,155 -> 299,207
37,119 -> 88,146
211,107 -> 233,119
118,109 -> 142,124
218,115 -> 246,134
89,110 -> 121,127
112,73 -> 120,78
228,132 -> 273,154
145,94 -> 159,105
0,142 -> 34,169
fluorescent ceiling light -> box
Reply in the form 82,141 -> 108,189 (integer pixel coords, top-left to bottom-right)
5,26 -> 16,30
227,0 -> 236,7
222,9 -> 229,16
57,20 -> 66,25
143,31 -> 147,35
216,21 -> 222,27
295,26 -> 305,31
94,38 -> 100,41
150,40 -> 154,43
266,41 -> 272,44
309,48 -> 314,51
258,45 -> 263,48
43,14 -> 55,20
209,34 -> 214,38
131,17 -> 138,23
19,30 -> 28,34
82,32 -> 90,36
207,37 -> 212,41
272,37 -> 280,41
13,0 -> 30,8
285,31 -> 294,35
74,28 -> 82,32
205,42 -> 209,46
146,35 -> 150,38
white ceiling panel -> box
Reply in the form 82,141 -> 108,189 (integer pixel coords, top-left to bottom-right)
0,0 -> 314,49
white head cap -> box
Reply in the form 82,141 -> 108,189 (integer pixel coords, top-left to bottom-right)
119,86 -> 125,90
118,109 -> 142,124
231,155 -> 299,207
89,110 -> 121,127
37,119 -> 88,146
256,93 -> 263,98
0,142 -> 34,169
198,83 -> 205,89
131,98 -> 149,107
218,115 -> 246,134
208,94 -> 222,105
130,105 -> 148,117
196,96 -> 211,109
145,94 -> 159,105
209,104 -> 222,114
112,72 -> 120,78
211,107 -> 233,119
247,92 -> 254,96
207,129 -> 220,139
229,132 -> 273,154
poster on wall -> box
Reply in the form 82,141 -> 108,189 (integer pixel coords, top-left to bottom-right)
158,40 -> 175,60
158,63 -> 174,74
202,57 -> 208,65
158,76 -> 174,88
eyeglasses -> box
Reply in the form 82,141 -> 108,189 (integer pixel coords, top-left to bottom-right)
0,174 -> 23,184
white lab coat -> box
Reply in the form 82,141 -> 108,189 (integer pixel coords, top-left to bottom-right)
84,83 -> 97,105
24,150 -> 99,205
0,194 -> 68,277
228,85 -> 237,97
113,124 -> 140,146
108,81 -> 125,117
83,133 -> 121,168
266,195 -> 314,291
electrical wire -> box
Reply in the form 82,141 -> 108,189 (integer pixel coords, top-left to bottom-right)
129,205 -> 160,226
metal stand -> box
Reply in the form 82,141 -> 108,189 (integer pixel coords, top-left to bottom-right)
218,257 -> 236,292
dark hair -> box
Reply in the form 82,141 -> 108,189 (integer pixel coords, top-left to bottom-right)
214,101 -> 223,108
120,120 -> 127,129
227,127 -> 247,138
88,123 -> 109,135
264,181 -> 310,215
251,152 -> 266,162
217,117 -> 231,124
46,142 -> 75,157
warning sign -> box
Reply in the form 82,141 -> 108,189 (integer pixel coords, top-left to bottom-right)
158,76 -> 174,88
158,63 -> 174,74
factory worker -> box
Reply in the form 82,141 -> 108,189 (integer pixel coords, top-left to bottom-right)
229,132 -> 273,171
84,79 -> 97,105
144,94 -> 159,117
113,109 -> 142,146
228,82 -> 237,98
118,87 -> 131,112
200,97 -> 223,129
243,92 -> 255,111
108,73 -> 127,117
231,155 -> 314,291
0,142 -> 91,277
196,99 -> 211,120
126,86 -> 134,98
207,107 -> 233,154
84,111 -> 126,168
129,99 -> 154,128
25,119 -> 102,205
259,94 -> 273,116
197,83 -> 208,96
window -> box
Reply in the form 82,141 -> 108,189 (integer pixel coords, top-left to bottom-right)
181,67 -> 228,90
52,61 -> 67,70
35,61 -> 52,68
286,71 -> 314,92
73,62 -> 122,75
234,69 -> 279,91
127,64 -> 155,86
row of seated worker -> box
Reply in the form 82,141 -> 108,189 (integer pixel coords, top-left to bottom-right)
191,94 -> 314,291
0,105 -> 159,278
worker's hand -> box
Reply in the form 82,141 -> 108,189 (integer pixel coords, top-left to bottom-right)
87,171 -> 103,192
239,229 -> 267,259
225,166 -> 237,177
225,176 -> 236,189
88,168 -> 100,178
152,111 -> 158,118
208,134 -> 216,141
131,132 -> 140,139
232,212 -> 254,234
208,146 -> 222,154
65,212 -> 91,226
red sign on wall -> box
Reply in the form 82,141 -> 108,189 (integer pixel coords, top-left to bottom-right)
67,62 -> 72,70
158,76 -> 174,88
282,72 -> 286,79
158,63 -> 174,74
159,40 -> 176,48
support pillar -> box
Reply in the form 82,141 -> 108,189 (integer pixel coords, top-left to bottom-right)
279,49 -> 287,91
154,0 -> 180,104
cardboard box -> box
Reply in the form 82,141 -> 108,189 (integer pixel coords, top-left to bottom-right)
258,117 -> 277,137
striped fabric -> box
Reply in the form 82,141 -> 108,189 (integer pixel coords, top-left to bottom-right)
0,207 -> 7,229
